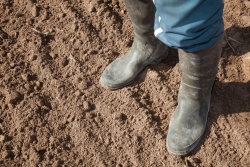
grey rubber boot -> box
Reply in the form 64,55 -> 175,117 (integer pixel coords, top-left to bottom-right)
167,37 -> 223,156
100,0 -> 168,90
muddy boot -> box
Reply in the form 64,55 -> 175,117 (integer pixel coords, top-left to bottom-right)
100,0 -> 168,90
167,37 -> 223,155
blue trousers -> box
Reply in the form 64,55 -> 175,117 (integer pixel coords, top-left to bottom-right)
153,0 -> 224,52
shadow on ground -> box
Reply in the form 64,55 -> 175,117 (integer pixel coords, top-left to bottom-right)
191,80 -> 250,155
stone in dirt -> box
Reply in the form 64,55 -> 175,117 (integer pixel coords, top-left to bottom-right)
77,81 -> 88,90
0,50 -> 7,57
83,101 -> 92,111
6,91 -> 23,105
0,135 -> 5,142
21,74 -> 31,81
2,150 -> 14,159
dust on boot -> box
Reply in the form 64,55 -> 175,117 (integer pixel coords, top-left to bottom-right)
167,37 -> 223,155
100,0 -> 168,90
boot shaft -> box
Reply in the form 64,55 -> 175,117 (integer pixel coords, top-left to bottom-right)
123,0 -> 157,43
123,0 -> 156,29
178,36 -> 223,78
167,37 -> 223,155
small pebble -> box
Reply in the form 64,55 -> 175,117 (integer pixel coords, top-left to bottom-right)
31,5 -> 38,17
2,150 -> 14,159
77,81 -> 88,90
0,135 -> 5,142
37,99 -> 45,107
83,101 -> 91,111
61,58 -> 68,67
21,74 -> 30,81
85,112 -> 95,119
24,83 -> 30,90
35,81 -> 41,87
0,50 -> 7,57
7,53 -> 13,59
147,70 -> 159,80
105,138 -> 110,145
10,62 -> 15,68
75,90 -> 82,97
49,52 -> 57,58
29,54 -> 37,61
7,92 -> 22,104
88,2 -> 95,12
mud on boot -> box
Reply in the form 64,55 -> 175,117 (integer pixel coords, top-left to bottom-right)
100,0 -> 168,90
167,37 -> 223,155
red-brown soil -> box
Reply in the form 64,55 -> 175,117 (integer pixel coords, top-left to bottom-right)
0,0 -> 249,166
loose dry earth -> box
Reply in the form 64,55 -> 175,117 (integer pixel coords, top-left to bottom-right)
0,0 -> 250,166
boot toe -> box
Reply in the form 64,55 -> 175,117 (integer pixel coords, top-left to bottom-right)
99,60 -> 135,90
99,74 -> 114,90
167,131 -> 203,156
99,68 -> 121,90
166,122 -> 205,156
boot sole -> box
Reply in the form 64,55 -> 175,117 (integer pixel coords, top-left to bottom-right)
99,76 -> 136,90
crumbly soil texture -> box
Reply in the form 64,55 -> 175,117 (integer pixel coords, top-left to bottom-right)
0,0 -> 250,166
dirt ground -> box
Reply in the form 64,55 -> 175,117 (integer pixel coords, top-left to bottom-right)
0,0 -> 249,166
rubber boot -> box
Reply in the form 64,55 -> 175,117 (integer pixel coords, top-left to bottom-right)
100,0 -> 168,90
167,37 -> 223,156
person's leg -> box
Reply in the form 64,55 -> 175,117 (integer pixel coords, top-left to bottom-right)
100,0 -> 168,90
153,0 -> 224,52
153,0 -> 224,155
